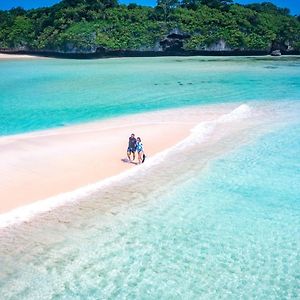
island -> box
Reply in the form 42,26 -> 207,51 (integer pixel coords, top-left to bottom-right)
0,0 -> 299,58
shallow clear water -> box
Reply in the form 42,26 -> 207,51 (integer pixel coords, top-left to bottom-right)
1,102 -> 300,299
0,56 -> 300,135
0,57 -> 300,299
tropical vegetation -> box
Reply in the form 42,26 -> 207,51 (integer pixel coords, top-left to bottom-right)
0,0 -> 299,53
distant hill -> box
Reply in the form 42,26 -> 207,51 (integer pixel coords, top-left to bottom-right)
0,0 -> 299,56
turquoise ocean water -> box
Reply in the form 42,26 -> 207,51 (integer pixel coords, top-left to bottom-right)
0,57 -> 299,299
0,56 -> 299,136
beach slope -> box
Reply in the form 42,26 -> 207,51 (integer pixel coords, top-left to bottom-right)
0,105 -> 237,214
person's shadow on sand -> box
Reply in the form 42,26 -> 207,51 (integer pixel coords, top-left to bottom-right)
121,158 -> 137,165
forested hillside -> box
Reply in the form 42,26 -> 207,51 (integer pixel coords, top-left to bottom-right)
0,0 -> 299,54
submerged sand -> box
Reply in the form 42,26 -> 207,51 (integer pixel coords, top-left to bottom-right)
0,104 -> 239,214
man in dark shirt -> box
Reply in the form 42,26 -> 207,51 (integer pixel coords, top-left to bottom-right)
127,133 -> 137,162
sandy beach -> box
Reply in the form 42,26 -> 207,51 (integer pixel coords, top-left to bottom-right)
0,104 -> 238,215
0,53 -> 43,60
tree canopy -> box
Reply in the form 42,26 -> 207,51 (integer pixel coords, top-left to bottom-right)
0,0 -> 299,53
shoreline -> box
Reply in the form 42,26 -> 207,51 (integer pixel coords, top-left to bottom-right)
1,50 -> 300,60
0,104 -> 238,218
0,53 -> 46,60
0,101 -> 292,229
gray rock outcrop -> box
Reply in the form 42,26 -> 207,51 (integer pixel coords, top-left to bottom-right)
205,39 -> 232,51
160,29 -> 191,52
271,50 -> 282,56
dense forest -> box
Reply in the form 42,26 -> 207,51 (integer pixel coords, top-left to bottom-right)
0,0 -> 299,54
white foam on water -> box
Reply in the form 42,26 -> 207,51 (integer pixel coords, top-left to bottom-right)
0,104 -> 252,229
218,104 -> 252,122
175,104 -> 252,150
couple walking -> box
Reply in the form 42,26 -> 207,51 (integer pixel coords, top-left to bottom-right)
127,133 -> 146,164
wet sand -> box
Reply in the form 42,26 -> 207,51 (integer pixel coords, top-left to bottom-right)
0,104 -> 237,215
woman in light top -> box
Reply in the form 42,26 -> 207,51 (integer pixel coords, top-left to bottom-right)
136,137 -> 145,164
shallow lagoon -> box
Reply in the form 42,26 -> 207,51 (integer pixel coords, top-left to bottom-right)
0,56 -> 299,135
0,57 -> 299,299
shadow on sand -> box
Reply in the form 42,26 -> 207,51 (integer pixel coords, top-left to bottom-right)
121,158 -> 138,165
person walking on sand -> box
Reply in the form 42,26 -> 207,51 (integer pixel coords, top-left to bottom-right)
136,137 -> 146,164
127,133 -> 137,162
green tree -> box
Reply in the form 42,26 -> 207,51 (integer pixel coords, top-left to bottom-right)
181,0 -> 202,10
246,2 -> 289,16
156,0 -> 180,22
0,0 -> 299,53
7,16 -> 34,48
200,0 -> 232,9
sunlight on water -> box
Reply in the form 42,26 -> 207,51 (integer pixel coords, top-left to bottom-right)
0,56 -> 300,135
0,56 -> 300,299
0,101 -> 299,299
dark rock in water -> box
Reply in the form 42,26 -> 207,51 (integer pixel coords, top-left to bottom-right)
264,66 -> 278,69
271,50 -> 281,56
